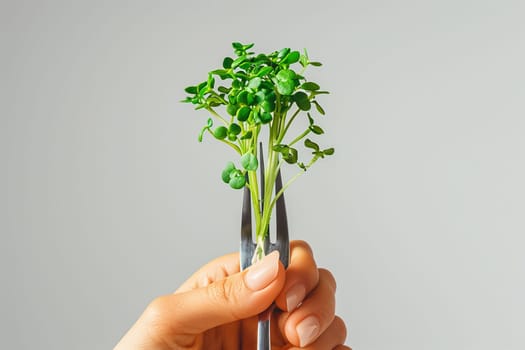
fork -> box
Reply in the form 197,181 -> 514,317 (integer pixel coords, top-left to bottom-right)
240,143 -> 290,350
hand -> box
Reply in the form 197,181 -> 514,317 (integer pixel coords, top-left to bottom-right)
114,240 -> 350,349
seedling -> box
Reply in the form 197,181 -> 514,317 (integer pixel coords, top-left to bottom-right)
182,42 -> 334,261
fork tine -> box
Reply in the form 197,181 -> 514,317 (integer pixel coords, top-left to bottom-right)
259,142 -> 265,213
259,143 -> 270,253
240,175 -> 254,270
274,169 -> 290,268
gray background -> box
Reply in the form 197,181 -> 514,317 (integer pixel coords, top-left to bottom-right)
1,0 -> 524,349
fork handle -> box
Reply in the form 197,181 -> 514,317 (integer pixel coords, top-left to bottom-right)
257,304 -> 275,350
257,319 -> 270,350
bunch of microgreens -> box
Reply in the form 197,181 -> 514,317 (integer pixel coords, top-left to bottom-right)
182,42 -> 333,260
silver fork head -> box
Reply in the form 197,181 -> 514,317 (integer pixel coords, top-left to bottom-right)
240,144 -> 289,270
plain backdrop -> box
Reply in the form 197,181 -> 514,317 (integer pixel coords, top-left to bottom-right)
1,1 -> 524,349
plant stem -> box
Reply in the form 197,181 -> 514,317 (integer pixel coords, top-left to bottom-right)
268,154 -> 321,216
288,129 -> 311,147
247,170 -> 261,232
278,108 -> 301,143
206,129 -> 241,154
206,107 -> 228,125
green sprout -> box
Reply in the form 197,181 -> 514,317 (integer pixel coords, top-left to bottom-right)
182,42 -> 334,261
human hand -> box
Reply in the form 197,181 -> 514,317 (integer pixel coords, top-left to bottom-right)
114,240 -> 350,349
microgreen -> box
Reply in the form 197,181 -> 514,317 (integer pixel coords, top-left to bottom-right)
182,42 -> 334,260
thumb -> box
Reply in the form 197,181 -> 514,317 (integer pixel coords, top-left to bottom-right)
149,251 -> 285,335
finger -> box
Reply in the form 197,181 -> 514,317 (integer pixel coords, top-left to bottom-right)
142,251 -> 285,337
275,240 -> 319,312
175,252 -> 240,293
279,268 -> 337,347
287,316 -> 347,350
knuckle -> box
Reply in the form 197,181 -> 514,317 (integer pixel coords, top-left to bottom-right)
206,278 -> 244,317
144,296 -> 168,323
292,239 -> 314,255
332,315 -> 348,343
142,296 -> 176,345
318,268 -> 337,292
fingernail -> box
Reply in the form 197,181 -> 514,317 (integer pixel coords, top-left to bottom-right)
296,315 -> 320,347
244,251 -> 280,291
286,284 -> 306,311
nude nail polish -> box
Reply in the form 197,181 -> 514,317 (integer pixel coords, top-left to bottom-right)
244,251 -> 280,291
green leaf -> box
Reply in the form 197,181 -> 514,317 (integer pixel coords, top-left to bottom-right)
229,123 -> 241,135
293,91 -> 311,111
232,79 -> 242,89
256,66 -> 273,77
299,51 -> 308,67
309,61 -> 323,67
275,69 -> 297,95
239,62 -> 252,71
198,126 -> 207,142
184,86 -> 197,94
323,148 -> 335,156
261,100 -> 275,112
210,69 -> 229,78
246,92 -> 255,105
236,106 -> 251,122
313,101 -> 325,115
223,57 -> 233,69
283,51 -> 300,65
240,153 -> 258,171
274,144 -> 298,164
240,130 -> 253,140
247,77 -> 262,90
277,48 -> 290,60
207,98 -> 222,107
255,90 -> 266,104
237,90 -> 249,105
197,81 -> 208,92
309,125 -> 324,135
304,138 -> 319,151
273,144 -> 289,153
226,104 -> 238,116
276,80 -> 295,95
207,118 -> 213,128
213,126 -> 228,139
283,147 -> 298,164
221,162 -> 236,183
276,69 -> 296,81
260,111 -> 273,124
231,55 -> 247,69
218,86 -> 230,94
229,174 -> 246,189
255,53 -> 269,63
301,82 -> 320,91
232,42 -> 243,50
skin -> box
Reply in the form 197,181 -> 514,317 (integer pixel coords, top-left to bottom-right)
114,240 -> 351,350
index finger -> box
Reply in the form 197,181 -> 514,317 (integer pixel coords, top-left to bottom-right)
175,252 -> 240,293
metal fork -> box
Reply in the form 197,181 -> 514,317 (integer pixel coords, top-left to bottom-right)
240,144 -> 290,350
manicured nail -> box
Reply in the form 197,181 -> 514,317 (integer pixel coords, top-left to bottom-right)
296,315 -> 320,347
286,284 -> 306,311
244,251 -> 280,291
